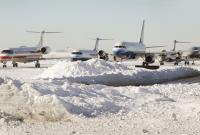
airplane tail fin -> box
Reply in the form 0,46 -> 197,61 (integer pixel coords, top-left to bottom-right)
26,30 -> 61,48
139,20 -> 145,44
173,40 -> 190,51
89,38 -> 112,51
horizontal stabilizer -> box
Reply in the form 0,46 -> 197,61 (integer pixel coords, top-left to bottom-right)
26,31 -> 62,33
90,37 -> 113,51
89,38 -> 113,40
26,30 -> 62,47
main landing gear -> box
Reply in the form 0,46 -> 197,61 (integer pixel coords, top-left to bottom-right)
12,62 -> 18,67
142,62 -> 149,66
3,61 -> 7,68
35,61 -> 40,68
174,61 -> 179,65
184,61 -> 195,65
184,61 -> 189,65
159,61 -> 164,65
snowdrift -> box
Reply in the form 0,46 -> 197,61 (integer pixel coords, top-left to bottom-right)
37,59 -> 129,78
0,76 -> 200,121
37,59 -> 200,86
0,77 -> 69,122
1,59 -> 200,122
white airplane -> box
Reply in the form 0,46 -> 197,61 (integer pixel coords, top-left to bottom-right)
70,37 -> 111,61
159,40 -> 190,65
112,20 -> 164,66
188,47 -> 200,59
182,46 -> 200,65
0,30 -> 61,68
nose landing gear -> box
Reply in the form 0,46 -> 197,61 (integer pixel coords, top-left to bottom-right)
12,62 -> 18,67
35,61 -> 40,68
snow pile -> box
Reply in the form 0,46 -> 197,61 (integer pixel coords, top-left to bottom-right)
0,77 -> 70,122
1,77 -> 200,119
0,74 -> 200,125
37,59 -> 129,78
37,59 -> 200,86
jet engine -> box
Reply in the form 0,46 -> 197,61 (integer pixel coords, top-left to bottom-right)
145,55 -> 155,63
40,46 -> 51,54
175,50 -> 183,60
98,50 -> 109,61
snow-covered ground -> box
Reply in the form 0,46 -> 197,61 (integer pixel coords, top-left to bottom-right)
0,59 -> 200,135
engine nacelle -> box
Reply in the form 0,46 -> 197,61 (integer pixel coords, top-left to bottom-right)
98,50 -> 109,61
98,50 -> 105,57
40,46 -> 51,54
145,55 -> 155,63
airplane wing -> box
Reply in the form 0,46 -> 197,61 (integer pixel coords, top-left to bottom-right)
145,46 -> 166,49
39,57 -> 69,60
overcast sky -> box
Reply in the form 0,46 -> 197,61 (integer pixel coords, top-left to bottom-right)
0,0 -> 199,52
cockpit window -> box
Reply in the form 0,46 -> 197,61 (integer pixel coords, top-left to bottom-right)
192,47 -> 199,50
114,46 -> 126,48
72,52 -> 82,55
1,50 -> 14,54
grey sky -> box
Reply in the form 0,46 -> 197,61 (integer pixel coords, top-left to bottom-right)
0,0 -> 199,52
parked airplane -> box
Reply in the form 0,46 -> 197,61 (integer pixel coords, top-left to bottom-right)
182,46 -> 200,65
159,40 -> 190,65
112,20 -> 164,66
0,30 -> 61,68
70,37 -> 111,61
188,47 -> 200,59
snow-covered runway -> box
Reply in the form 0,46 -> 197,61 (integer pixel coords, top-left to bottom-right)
0,59 -> 200,135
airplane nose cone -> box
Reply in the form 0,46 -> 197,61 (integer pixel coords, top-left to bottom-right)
112,48 -> 125,56
0,54 -> 11,61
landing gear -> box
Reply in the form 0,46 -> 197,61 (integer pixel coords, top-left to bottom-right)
3,64 -> 7,68
174,62 -> 179,65
184,61 -> 189,65
113,56 -> 117,61
159,61 -> 164,65
12,62 -> 18,67
35,61 -> 40,68
142,62 -> 149,66
192,61 -> 195,65
3,61 -> 7,68
113,56 -> 122,62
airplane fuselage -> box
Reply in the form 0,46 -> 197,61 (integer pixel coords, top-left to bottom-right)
0,46 -> 42,63
112,42 -> 146,59
189,47 -> 200,58
70,50 -> 98,61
